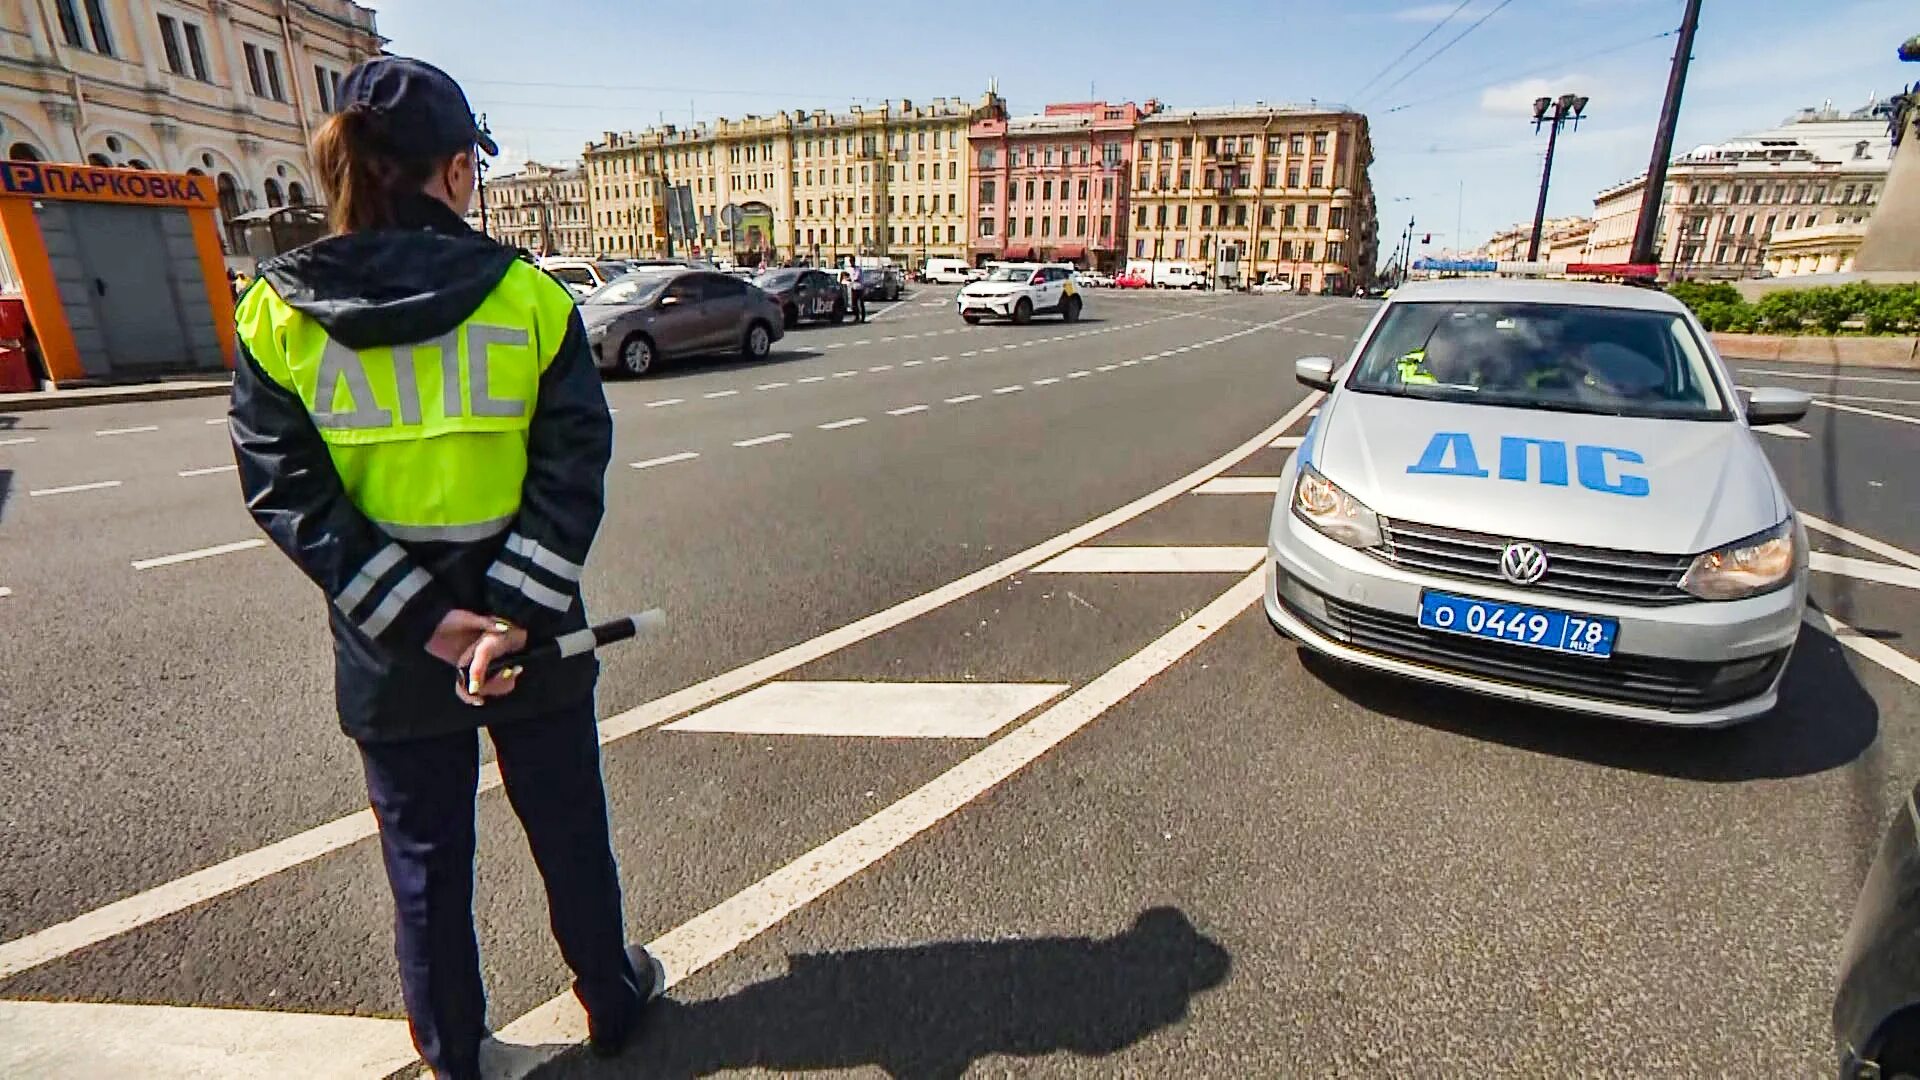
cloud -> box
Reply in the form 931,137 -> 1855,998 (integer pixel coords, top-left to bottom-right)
1480,76 -> 1591,117
1392,1 -> 1496,22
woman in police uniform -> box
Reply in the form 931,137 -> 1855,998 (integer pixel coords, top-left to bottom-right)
229,57 -> 659,1080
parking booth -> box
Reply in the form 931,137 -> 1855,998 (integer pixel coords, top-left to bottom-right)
0,161 -> 235,388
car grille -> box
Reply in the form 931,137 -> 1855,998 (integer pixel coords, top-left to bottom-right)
1281,581 -> 1785,712
1371,518 -> 1694,606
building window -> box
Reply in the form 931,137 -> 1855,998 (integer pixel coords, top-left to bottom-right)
1264,165 -> 1278,188
1176,205 -> 1188,227
1137,166 -> 1150,189
1137,205 -> 1147,227
1281,240 -> 1294,260
1019,216 -> 1030,237
55,0 -> 114,54
1176,167 -> 1190,190
1328,241 -> 1344,263
1158,166 -> 1171,189
245,43 -> 287,102
157,14 -> 211,79
1057,214 -> 1067,236
1173,238 -> 1185,258
918,195 -> 927,212
1025,179 -> 1036,201
1784,215 -> 1797,230
1283,205 -> 1296,227
1104,142 -> 1122,168
1236,205 -> 1248,227
1309,166 -> 1324,187
1260,239 -> 1271,259
1099,214 -> 1111,239
1302,241 -> 1315,261
1287,166 -> 1301,188
1330,206 -> 1345,229
1291,134 -> 1305,155
1100,176 -> 1114,199
1313,132 -> 1329,155
1076,178 -> 1088,201
1161,139 -> 1175,158
1156,206 -> 1167,227
1041,216 -> 1052,238
1305,205 -> 1319,228
918,163 -> 926,180
1042,180 -> 1053,201
1135,239 -> 1146,257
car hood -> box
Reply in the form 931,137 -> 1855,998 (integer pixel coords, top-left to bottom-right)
1309,393 -> 1786,554
963,283 -> 1021,296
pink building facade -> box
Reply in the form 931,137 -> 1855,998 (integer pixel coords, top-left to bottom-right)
968,101 -> 1143,271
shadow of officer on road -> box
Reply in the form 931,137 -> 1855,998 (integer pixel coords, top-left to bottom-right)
554,906 -> 1230,1079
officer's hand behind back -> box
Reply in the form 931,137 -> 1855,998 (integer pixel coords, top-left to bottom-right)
426,609 -> 495,667
456,621 -> 528,706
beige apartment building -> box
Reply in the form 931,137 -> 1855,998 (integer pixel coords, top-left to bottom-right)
480,160 -> 589,256
584,94 -> 989,267
1479,216 -> 1593,262
1128,105 -> 1377,293
1586,100 -> 1890,278
1,0 -> 382,257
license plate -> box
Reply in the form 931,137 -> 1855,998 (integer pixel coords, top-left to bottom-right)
1417,590 -> 1617,658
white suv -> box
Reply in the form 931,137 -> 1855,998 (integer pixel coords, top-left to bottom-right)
957,263 -> 1083,325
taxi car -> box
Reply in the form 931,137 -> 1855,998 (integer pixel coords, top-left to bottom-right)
1265,278 -> 1813,726
957,263 -> 1083,325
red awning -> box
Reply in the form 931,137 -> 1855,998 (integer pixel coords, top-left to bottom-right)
1002,246 -> 1035,261
1053,244 -> 1087,261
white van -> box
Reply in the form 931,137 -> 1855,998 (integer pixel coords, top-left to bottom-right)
538,257 -> 629,299
924,257 -> 974,285
1123,260 -> 1211,290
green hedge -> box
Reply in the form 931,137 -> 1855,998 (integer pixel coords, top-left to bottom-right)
1664,280 -> 1920,336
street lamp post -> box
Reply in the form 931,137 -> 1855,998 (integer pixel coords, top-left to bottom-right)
1527,93 -> 1589,262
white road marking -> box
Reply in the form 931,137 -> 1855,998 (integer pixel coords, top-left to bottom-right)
901,360 -> 923,367
0,436 -> 35,447
1194,476 -> 1283,495
631,452 -> 699,470
756,382 -> 789,390
1801,514 -> 1920,571
1158,351 -> 1175,358
176,464 -> 237,477
733,433 -> 791,447
929,355 -> 949,362
1120,359 -> 1140,367
852,340 -> 870,346
0,587 -> 11,599
1096,364 -> 1118,372
0,999 -> 417,1079
981,347 -> 1001,353
798,375 -> 826,384
878,338 -> 895,344
28,480 -> 120,497
645,398 -> 683,408
818,417 -> 867,430
1067,370 -> 1090,378
131,539 -> 266,571
1812,399 -> 1920,426
94,425 -> 159,437
992,385 -> 1024,395
665,681 -> 1067,739
1810,552 -> 1920,590
1801,391 -> 1920,407
1033,377 -> 1061,385
868,364 -> 893,372
832,370 -> 858,378
1754,424 -> 1811,439
961,350 -> 978,357
1034,546 -> 1267,574
1807,607 -> 1920,691
203,418 -> 227,425
1269,435 -> 1305,448
887,404 -> 929,415
494,572 -> 1266,1067
703,390 -> 739,399
0,396 -> 1322,983
1741,368 -> 1920,388
945,394 -> 981,404
826,343 -> 847,349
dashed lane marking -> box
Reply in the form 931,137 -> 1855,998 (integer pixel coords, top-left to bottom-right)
1033,377 -> 1061,385
645,398 -> 683,408
1067,371 -> 1090,379
832,371 -> 858,379
756,382 -> 789,390
131,539 -> 266,571
1033,546 -> 1266,574
797,376 -> 826,384
901,360 -> 923,367
733,433 -> 791,448
0,587 -> 11,599
1810,553 -> 1920,590
886,404 -> 930,416
1194,476 -> 1282,495
94,425 -> 159,437
177,464 -> 237,477
1801,514 -> 1920,571
1812,399 -> 1920,427
945,394 -> 981,404
869,365 -> 893,372
929,355 -> 950,362
703,390 -> 739,399
631,452 -> 699,470
28,480 -> 121,497
992,385 -> 1024,395
664,681 -> 1067,739
1096,364 -> 1118,372
0,436 -> 35,447
203,418 -> 226,425
961,351 -> 978,357
1741,368 -> 1920,388
818,417 -> 868,430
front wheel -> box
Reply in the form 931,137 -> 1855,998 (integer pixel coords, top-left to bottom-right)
829,301 -> 846,324
1061,296 -> 1082,323
741,321 -> 772,361
618,333 -> 654,377
1012,298 -> 1033,325
782,304 -> 799,330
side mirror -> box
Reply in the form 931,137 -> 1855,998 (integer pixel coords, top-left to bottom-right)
1745,386 -> 1810,425
1295,356 -> 1336,391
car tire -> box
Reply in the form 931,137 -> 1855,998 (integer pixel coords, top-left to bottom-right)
1012,298 -> 1033,325
618,333 -> 654,377
741,320 -> 772,361
1061,296 -> 1082,323
829,301 -> 846,324
962,313 -> 981,325
782,304 -> 799,330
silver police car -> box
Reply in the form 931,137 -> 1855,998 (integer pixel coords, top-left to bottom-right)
1266,279 -> 1814,726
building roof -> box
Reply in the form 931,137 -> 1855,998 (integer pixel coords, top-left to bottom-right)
1593,97 -> 1894,196
1007,115 -> 1095,135
1139,103 -> 1358,124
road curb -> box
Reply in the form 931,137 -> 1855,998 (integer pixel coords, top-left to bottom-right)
0,381 -> 232,413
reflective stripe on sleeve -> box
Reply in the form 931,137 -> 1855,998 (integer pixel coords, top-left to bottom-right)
505,533 -> 585,583
358,566 -> 432,640
333,543 -> 407,616
485,561 -> 574,614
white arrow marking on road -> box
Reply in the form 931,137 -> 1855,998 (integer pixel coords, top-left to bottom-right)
1810,552 -> 1920,590
665,681 -> 1067,739
177,464 -> 238,477
886,404 -> 929,416
1194,476 -> 1283,495
131,539 -> 266,570
0,436 -> 34,446
0,999 -> 417,1079
1034,546 -> 1266,574
631,452 -> 699,470
645,398 -> 683,408
1754,424 -> 1810,439
94,425 -> 159,437
818,417 -> 867,430
733,432 -> 791,447
28,480 -> 120,497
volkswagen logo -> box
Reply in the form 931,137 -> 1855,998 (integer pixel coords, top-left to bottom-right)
1500,542 -> 1549,585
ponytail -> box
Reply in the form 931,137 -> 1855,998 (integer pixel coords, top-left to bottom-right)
311,105 -> 444,235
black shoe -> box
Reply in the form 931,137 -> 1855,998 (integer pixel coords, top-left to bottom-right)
587,945 -> 666,1059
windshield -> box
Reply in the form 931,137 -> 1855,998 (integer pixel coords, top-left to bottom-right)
1346,300 -> 1731,420
985,266 -> 1031,282
755,270 -> 800,289
583,274 -> 670,307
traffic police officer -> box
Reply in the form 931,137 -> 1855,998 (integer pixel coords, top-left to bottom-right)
229,57 -> 659,1079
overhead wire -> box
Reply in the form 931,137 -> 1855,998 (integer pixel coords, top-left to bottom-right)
1359,0 -> 1519,108
1346,0 -> 1477,105
1378,28 -> 1678,115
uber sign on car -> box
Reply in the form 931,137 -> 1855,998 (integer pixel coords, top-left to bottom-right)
1264,279 -> 1812,727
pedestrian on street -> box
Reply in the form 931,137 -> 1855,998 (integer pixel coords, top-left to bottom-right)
841,267 -> 866,324
227,56 -> 660,1080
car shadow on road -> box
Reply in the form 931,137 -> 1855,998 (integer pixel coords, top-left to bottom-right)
1295,620 -> 1877,782
527,906 -> 1231,1079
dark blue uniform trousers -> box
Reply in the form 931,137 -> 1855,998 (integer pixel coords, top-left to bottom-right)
357,698 -> 644,1079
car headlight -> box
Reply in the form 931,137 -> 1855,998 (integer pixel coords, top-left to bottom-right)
1679,518 -> 1796,600
1292,465 -> 1382,549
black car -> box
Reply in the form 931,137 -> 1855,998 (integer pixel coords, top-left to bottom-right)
856,266 -> 903,302
580,269 -> 785,377
752,268 -> 846,328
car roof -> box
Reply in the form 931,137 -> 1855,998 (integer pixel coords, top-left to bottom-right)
1385,278 -> 1689,315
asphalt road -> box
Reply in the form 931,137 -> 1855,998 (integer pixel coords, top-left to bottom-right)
1,288 -> 1917,1078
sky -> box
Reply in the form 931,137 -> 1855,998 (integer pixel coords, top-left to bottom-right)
369,0 -> 1914,264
